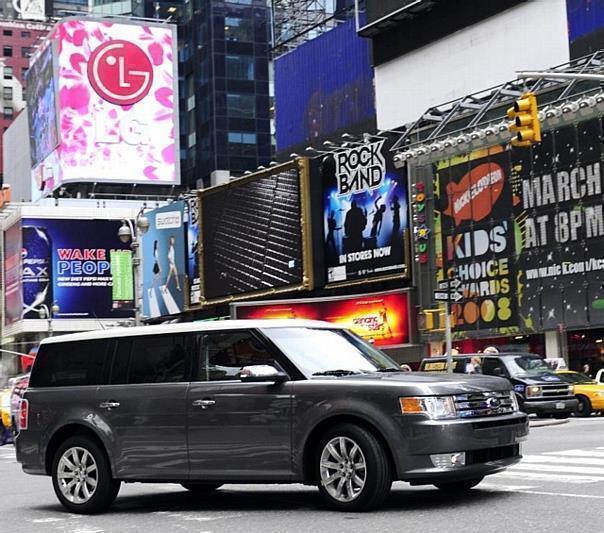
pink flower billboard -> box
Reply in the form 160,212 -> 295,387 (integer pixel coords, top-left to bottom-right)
32,17 -> 179,196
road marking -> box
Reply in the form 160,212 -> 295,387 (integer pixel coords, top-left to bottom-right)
522,454 -> 604,467
510,463 -> 604,476
495,471 -> 604,484
31,518 -> 64,523
503,488 -> 604,500
543,449 -> 604,458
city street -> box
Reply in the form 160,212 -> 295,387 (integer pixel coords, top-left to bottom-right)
1,418 -> 603,533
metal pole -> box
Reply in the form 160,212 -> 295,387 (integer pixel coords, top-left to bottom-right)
131,230 -> 142,327
444,301 -> 453,374
517,71 -> 604,82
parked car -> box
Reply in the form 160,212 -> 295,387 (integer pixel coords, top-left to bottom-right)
555,370 -> 604,416
420,353 -> 577,419
16,320 -> 528,514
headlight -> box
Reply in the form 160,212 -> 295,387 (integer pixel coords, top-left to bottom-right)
509,391 -> 520,411
399,396 -> 456,419
526,386 -> 542,398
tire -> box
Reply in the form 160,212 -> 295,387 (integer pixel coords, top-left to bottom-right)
575,396 -> 592,418
51,435 -> 120,514
315,423 -> 392,512
434,476 -> 484,492
181,483 -> 222,493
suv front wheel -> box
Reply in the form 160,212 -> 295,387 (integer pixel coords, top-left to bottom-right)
51,435 -> 120,514
316,423 -> 392,512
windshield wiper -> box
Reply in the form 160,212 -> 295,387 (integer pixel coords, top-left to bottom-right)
312,369 -> 362,376
376,368 -> 400,373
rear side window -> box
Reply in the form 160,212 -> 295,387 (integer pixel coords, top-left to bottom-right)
128,335 -> 188,384
29,340 -> 108,387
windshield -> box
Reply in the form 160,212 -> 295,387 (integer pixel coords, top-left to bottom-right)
504,355 -> 554,377
262,327 -> 400,376
558,372 -> 596,385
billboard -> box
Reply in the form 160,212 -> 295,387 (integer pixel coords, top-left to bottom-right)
434,146 -> 517,333
3,220 -> 23,326
26,41 -> 59,170
21,218 -> 133,319
432,117 -> 604,335
320,138 -> 408,285
142,202 -> 186,318
232,290 -> 410,348
33,18 -> 179,198
200,161 -> 313,303
274,16 -> 375,153
186,197 -> 201,307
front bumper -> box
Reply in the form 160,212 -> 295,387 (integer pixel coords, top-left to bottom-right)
523,398 -> 578,415
393,413 -> 528,484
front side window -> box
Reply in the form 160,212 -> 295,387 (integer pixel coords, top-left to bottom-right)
262,328 -> 399,377
198,331 -> 276,381
29,340 -> 108,387
504,355 -> 552,377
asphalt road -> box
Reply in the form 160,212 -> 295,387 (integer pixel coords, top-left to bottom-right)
1,418 -> 604,533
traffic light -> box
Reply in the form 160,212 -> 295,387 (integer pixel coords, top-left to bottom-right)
419,309 -> 454,332
507,92 -> 541,147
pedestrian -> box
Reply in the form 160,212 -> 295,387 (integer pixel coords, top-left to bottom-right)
0,420 -> 12,446
483,346 -> 499,354
399,364 -> 412,372
582,362 -> 592,378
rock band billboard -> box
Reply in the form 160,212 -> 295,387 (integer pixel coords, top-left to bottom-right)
433,117 -> 604,334
321,138 -> 408,285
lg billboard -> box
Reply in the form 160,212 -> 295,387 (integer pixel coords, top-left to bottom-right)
28,17 -> 179,199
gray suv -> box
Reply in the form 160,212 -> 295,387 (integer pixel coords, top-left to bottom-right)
16,320 -> 528,513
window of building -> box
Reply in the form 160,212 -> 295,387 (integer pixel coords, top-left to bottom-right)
21,47 -> 32,58
224,16 -> 254,42
3,30 -> 12,36
128,335 -> 188,384
3,46 -> 13,57
21,31 -> 31,38
227,93 -> 255,118
226,55 -> 255,81
3,66 -> 13,80
228,131 -> 257,155
28,340 -> 108,387
198,331 -> 276,381
3,107 -> 13,119
3,87 -> 12,100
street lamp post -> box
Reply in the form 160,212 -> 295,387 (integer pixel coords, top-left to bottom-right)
118,209 -> 150,326
38,302 -> 60,337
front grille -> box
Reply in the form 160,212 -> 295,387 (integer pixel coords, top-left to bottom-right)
454,391 -> 516,418
467,444 -> 520,465
472,415 -> 527,430
540,384 -> 572,398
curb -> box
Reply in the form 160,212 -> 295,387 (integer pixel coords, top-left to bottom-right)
529,418 -> 570,428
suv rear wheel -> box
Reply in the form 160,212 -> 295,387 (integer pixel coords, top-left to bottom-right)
51,435 -> 120,514
316,423 -> 391,512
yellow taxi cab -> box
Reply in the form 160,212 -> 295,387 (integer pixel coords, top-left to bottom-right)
556,370 -> 604,417
0,389 -> 12,429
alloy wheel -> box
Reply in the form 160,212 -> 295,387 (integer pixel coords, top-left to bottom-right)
319,436 -> 367,503
57,446 -> 98,504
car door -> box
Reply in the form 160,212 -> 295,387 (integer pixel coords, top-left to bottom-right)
96,333 -> 191,480
187,329 -> 293,480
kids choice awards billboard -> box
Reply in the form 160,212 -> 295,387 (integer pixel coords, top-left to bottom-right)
31,18 -> 179,199
322,138 -> 408,284
433,117 -> 604,335
232,290 -> 410,348
20,218 -> 134,320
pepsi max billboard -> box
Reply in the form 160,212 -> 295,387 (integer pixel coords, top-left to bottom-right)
21,218 -> 134,319
321,138 -> 409,284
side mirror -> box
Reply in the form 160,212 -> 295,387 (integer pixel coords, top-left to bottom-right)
240,365 -> 288,383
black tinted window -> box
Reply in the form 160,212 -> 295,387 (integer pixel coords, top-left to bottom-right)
199,331 -> 274,381
30,340 -> 108,387
109,338 -> 132,385
128,335 -> 187,384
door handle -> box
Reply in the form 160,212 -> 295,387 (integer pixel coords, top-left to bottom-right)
99,401 -> 121,409
192,399 -> 216,409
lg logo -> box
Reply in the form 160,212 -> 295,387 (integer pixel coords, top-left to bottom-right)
87,40 -> 153,106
